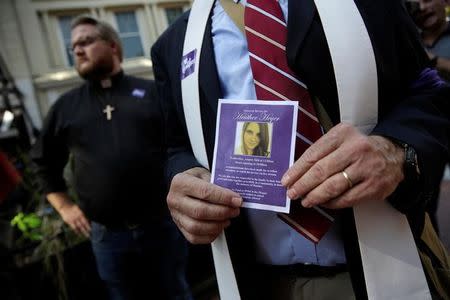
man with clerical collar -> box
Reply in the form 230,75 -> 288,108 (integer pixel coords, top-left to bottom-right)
31,16 -> 192,300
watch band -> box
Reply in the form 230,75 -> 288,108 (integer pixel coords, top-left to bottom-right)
393,140 -> 420,181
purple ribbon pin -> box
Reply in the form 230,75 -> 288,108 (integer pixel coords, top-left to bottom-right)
132,89 -> 146,98
181,49 -> 197,80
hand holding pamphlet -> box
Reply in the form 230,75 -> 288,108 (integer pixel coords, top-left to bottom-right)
211,99 -> 335,243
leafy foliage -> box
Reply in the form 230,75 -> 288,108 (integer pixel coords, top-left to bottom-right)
10,212 -> 43,241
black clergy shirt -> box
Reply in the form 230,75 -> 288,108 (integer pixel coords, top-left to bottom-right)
31,71 -> 167,226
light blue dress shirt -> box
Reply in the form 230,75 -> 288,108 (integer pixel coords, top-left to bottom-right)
211,0 -> 346,266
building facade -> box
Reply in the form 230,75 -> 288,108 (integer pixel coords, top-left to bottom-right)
0,0 -> 191,129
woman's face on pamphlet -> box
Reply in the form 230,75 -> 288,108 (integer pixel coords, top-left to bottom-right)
244,122 -> 261,152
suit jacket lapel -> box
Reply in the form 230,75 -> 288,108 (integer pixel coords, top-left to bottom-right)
286,0 -> 316,63
199,17 -> 222,115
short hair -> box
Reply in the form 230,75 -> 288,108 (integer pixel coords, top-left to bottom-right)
71,15 -> 123,62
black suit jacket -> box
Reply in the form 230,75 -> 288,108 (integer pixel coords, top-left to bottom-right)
152,0 -> 450,298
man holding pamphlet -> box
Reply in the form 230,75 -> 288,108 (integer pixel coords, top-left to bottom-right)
152,0 -> 450,298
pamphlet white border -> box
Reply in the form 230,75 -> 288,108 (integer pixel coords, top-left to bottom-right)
211,99 -> 298,213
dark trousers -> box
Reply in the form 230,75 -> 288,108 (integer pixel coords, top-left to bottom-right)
91,217 -> 192,300
237,263 -> 354,300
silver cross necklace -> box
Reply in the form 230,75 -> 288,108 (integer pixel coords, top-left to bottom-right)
103,104 -> 115,121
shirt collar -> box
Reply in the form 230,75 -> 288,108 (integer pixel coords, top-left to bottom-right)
88,70 -> 124,90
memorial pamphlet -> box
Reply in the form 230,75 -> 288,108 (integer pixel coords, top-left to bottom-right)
211,99 -> 298,213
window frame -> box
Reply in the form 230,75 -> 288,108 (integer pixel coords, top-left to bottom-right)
56,14 -> 77,67
40,9 -> 90,68
112,10 -> 146,60
154,2 -> 190,32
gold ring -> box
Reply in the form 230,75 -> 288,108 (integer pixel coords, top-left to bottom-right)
342,171 -> 353,189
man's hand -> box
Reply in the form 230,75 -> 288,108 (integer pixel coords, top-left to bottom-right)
47,192 -> 91,238
281,123 -> 405,209
59,203 -> 91,238
426,51 -> 450,76
167,167 -> 243,244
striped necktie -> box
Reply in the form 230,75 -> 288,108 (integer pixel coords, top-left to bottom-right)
245,0 -> 334,243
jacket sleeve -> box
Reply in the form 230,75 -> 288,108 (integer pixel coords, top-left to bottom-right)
371,1 -> 450,212
151,35 -> 202,186
30,101 -> 70,195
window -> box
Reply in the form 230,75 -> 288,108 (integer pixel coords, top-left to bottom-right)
115,11 -> 144,59
165,7 -> 183,25
58,15 -> 75,66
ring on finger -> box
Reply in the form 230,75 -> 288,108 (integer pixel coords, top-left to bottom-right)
341,171 -> 353,189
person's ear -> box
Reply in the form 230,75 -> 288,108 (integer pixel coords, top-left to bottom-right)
108,42 -> 120,58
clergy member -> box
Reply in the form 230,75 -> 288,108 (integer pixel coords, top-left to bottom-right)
151,0 -> 450,298
31,16 -> 192,300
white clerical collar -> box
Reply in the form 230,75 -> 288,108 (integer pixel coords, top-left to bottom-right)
100,78 -> 112,89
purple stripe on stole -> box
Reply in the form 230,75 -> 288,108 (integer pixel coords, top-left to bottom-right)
410,68 -> 446,91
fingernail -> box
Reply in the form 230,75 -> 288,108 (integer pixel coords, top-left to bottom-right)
301,200 -> 311,208
287,188 -> 297,199
281,174 -> 290,186
232,197 -> 243,207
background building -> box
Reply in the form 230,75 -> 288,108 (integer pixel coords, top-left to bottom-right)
0,0 -> 191,130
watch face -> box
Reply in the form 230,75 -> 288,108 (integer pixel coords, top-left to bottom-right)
387,139 -> 420,180
405,146 -> 420,179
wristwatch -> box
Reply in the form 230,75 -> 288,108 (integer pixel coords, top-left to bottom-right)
397,141 -> 421,182
385,139 -> 422,211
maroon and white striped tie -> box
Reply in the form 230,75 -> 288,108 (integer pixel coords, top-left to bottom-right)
245,0 -> 334,243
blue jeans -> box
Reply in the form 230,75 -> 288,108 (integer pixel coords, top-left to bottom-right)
91,217 -> 192,300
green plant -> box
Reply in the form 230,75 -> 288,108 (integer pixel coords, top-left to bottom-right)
10,212 -> 43,241
6,148 -> 85,300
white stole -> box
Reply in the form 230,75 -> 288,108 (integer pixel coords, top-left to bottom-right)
315,1 -> 430,299
181,1 -> 241,299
